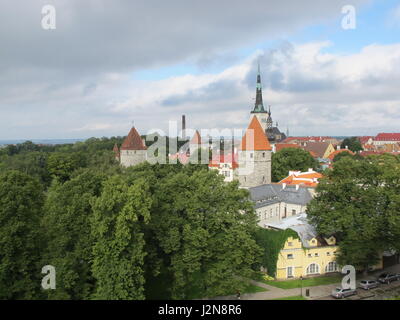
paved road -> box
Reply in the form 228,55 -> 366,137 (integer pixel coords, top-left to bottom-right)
316,264 -> 400,300
205,264 -> 400,300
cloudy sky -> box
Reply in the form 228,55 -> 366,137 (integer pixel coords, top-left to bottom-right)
0,0 -> 399,139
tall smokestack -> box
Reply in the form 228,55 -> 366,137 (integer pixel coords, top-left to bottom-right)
182,115 -> 186,140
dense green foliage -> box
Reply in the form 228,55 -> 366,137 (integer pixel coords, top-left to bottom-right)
307,154 -> 400,272
332,151 -> 363,162
0,171 -> 45,299
254,228 -> 299,277
0,138 -> 263,300
271,147 -> 320,182
340,137 -> 363,153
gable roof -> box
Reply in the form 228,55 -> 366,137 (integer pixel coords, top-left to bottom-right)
302,142 -> 331,158
249,184 -> 312,209
120,127 -> 147,150
240,116 -> 272,151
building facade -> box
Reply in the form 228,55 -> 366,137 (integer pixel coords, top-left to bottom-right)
249,184 -> 312,227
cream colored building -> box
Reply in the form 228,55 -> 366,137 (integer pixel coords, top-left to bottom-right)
266,214 -> 383,280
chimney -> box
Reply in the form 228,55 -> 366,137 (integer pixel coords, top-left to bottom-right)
182,115 -> 186,140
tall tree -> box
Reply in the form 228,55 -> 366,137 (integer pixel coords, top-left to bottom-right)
307,155 -> 400,272
141,165 -> 261,299
340,137 -> 363,153
272,148 -> 320,182
0,171 -> 44,299
90,175 -> 152,300
41,169 -> 106,299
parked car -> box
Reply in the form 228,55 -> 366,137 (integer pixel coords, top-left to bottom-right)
359,280 -> 379,290
377,273 -> 400,284
331,287 -> 357,299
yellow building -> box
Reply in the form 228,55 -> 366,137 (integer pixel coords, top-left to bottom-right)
267,213 -> 383,280
276,234 -> 339,280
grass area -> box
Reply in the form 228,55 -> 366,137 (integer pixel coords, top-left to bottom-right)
261,275 -> 342,289
243,283 -> 268,294
272,295 -> 307,300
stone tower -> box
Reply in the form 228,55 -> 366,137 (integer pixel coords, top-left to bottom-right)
119,126 -> 147,167
238,116 -> 272,188
250,62 -> 269,132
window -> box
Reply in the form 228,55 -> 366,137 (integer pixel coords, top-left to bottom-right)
287,267 -> 293,278
250,153 -> 253,158
325,262 -> 338,273
306,263 -> 319,275
314,253 -> 319,257
262,152 -> 265,158
326,252 -> 331,256
288,242 -> 293,247
292,209 -> 296,215
308,254 -> 312,258
287,254 -> 294,259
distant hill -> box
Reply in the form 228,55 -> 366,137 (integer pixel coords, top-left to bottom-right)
0,139 -> 85,146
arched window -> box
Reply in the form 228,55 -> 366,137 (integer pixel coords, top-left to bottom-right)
325,262 -> 338,273
306,263 -> 319,275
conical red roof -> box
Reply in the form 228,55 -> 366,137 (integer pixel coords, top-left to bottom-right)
240,116 -> 271,151
190,130 -> 202,145
120,127 -> 147,150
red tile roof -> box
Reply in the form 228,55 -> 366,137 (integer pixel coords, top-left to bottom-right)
240,116 -> 272,151
284,136 -> 334,143
375,133 -> 400,141
120,127 -> 147,150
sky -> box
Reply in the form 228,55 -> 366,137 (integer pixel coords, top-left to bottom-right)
0,0 -> 399,139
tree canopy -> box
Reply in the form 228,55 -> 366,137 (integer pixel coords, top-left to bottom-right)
340,137 -> 363,153
307,154 -> 400,271
272,147 -> 320,182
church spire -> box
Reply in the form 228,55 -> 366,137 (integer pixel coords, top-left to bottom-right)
251,61 -> 266,113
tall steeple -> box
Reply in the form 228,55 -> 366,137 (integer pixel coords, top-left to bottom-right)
267,105 -> 273,129
251,62 -> 266,113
